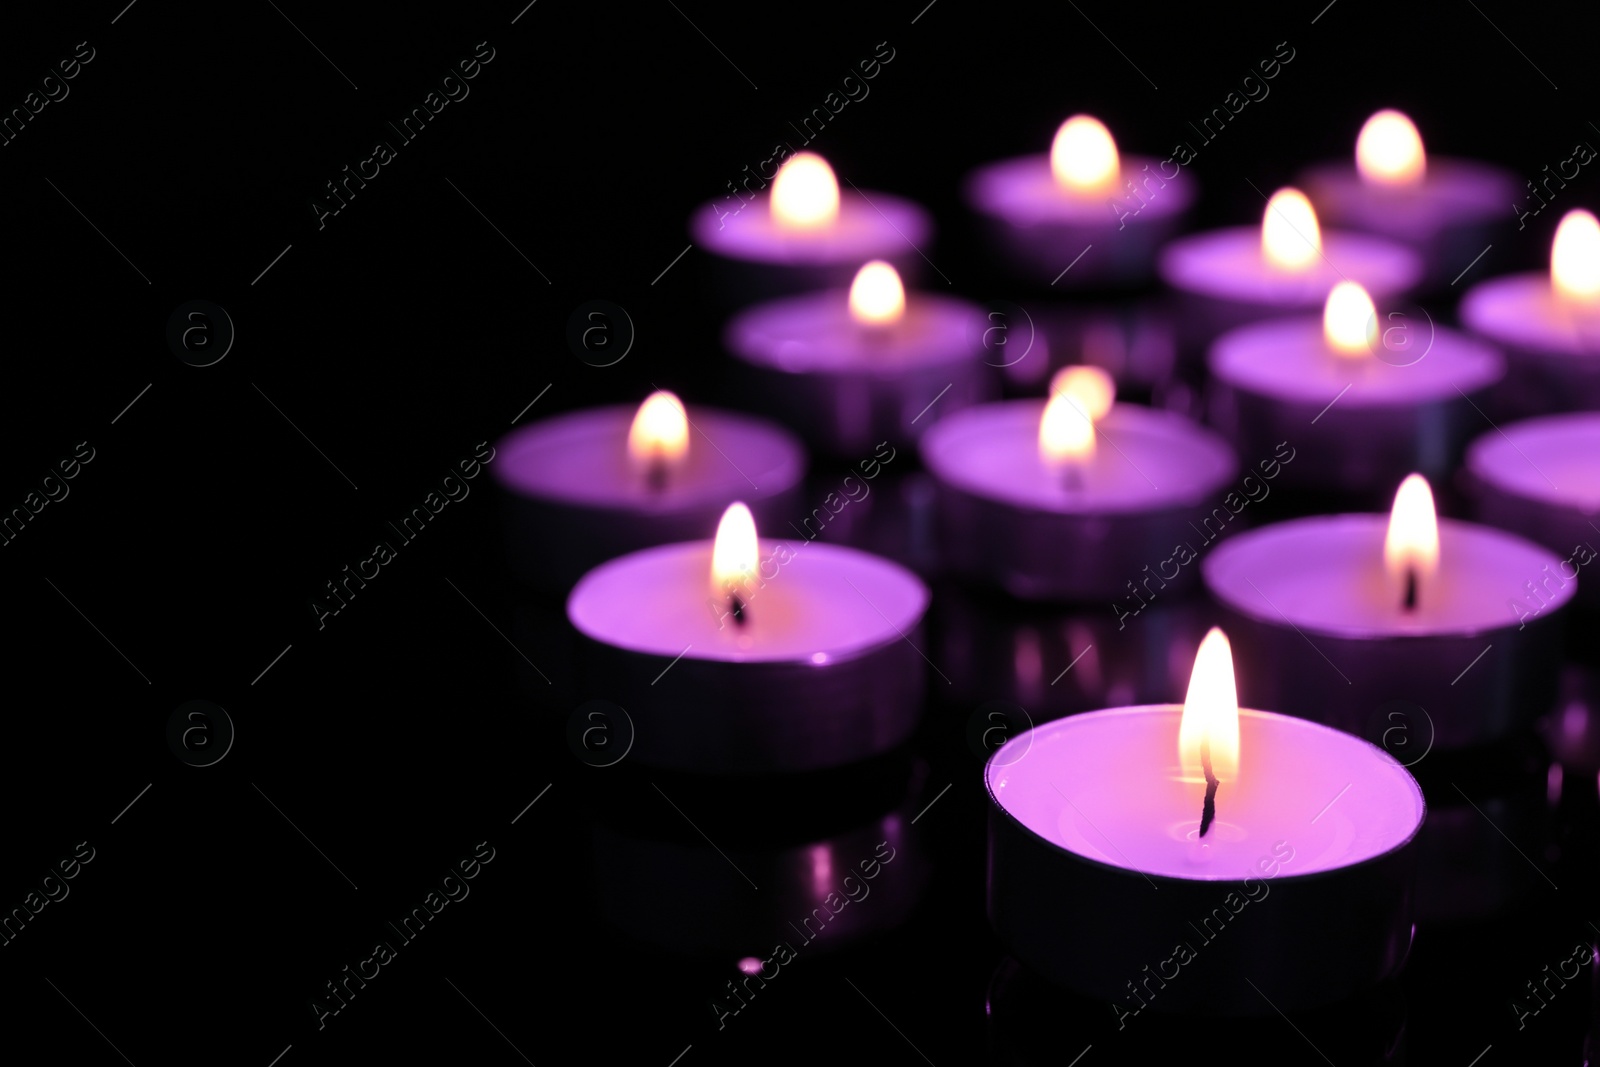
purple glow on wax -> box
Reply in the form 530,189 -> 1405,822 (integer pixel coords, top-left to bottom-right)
921,402 -> 1235,512
737,957 -> 763,976
1159,227 -> 1421,306
1302,158 -> 1517,237
965,152 -> 1196,225
568,539 -> 928,662
725,289 -> 987,374
1460,274 -> 1600,357
494,406 -> 804,508
1466,412 -> 1600,510
691,190 -> 930,267
987,706 -> 1424,879
1204,515 -> 1575,634
1209,319 -> 1504,404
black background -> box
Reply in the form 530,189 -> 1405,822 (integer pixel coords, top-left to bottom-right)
0,1 -> 1598,1065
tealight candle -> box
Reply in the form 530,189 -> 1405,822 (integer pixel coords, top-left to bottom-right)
494,392 -> 806,591
723,260 -> 993,457
567,502 -> 930,774
691,152 -> 932,303
1159,187 -> 1423,350
986,629 -> 1424,1014
1465,412 -> 1600,608
921,366 -> 1237,601
1300,109 -> 1519,291
965,114 -> 1197,287
1207,281 -> 1505,491
1459,208 -> 1600,417
1203,474 -> 1574,748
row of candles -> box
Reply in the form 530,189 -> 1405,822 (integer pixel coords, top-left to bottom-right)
500,110 -> 1600,1015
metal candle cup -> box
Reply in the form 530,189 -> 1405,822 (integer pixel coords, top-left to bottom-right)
964,153 -> 1196,288
986,705 -> 1424,1014
1206,318 -> 1504,492
494,405 -> 805,593
567,537 -> 929,774
1159,226 -> 1422,351
1300,157 -> 1517,292
1202,516 -> 1575,748
724,287 -> 992,459
1459,272 -> 1600,418
921,401 -> 1237,602
1465,412 -> 1600,609
690,189 -> 931,304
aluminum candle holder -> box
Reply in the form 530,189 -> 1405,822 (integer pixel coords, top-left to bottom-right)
986,705 -> 1424,1015
921,401 -> 1238,602
1465,412 -> 1600,609
567,533 -> 930,775
1203,515 -> 1575,748
494,403 -> 806,592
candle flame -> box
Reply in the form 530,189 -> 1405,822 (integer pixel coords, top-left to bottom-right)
1356,110 -> 1426,187
770,152 -> 840,230
1179,627 -> 1240,782
848,260 -> 906,326
711,502 -> 760,613
627,391 -> 689,476
1038,389 -> 1096,467
1048,365 -> 1115,422
1551,209 -> 1600,305
1384,473 -> 1439,609
1050,114 -> 1120,194
1261,188 -> 1322,271
1322,281 -> 1378,358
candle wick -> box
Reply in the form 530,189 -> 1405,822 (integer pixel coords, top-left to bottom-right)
1198,739 -> 1218,838
1061,465 -> 1084,492
728,591 -> 747,626
645,452 -> 668,492
1402,567 -> 1417,611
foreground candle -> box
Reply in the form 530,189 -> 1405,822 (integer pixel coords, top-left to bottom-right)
1299,109 -> 1518,291
986,629 -> 1423,1014
1203,475 -> 1574,748
691,152 -> 932,302
922,367 -> 1237,600
965,113 -> 1196,287
1459,209 -> 1600,417
724,260 -> 992,457
1465,412 -> 1600,608
1159,186 -> 1423,348
494,392 -> 806,591
567,503 -> 930,773
1207,281 -> 1504,490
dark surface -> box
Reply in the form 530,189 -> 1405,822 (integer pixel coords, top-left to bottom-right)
1,2 -> 1599,1065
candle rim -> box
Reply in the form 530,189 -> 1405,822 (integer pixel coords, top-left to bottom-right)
493,404 -> 806,508
1202,512 -> 1576,637
1464,410 -> 1600,511
985,703 -> 1427,884
567,537 -> 930,664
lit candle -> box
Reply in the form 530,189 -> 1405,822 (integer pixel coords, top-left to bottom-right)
723,259 -> 993,457
1466,411 -> 1600,608
566,502 -> 930,773
1159,186 -> 1423,349
965,114 -> 1197,288
1460,208 -> 1600,417
1300,109 -> 1519,291
1206,280 -> 1504,491
986,628 -> 1424,1013
1203,474 -> 1575,748
920,367 -> 1238,601
494,392 -> 806,591
691,151 -> 932,303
